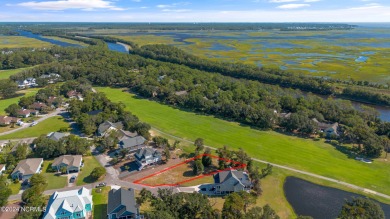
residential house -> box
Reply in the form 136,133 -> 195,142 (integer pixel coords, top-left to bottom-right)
0,164 -> 5,175
119,136 -> 146,153
47,132 -> 68,142
17,77 -> 37,88
30,102 -> 47,111
98,121 -> 123,136
16,109 -> 31,118
52,155 -> 83,174
47,96 -> 60,107
117,130 -> 138,141
107,188 -> 141,219
0,116 -> 20,126
312,118 -> 339,137
174,90 -> 188,96
39,73 -> 62,84
212,169 -> 252,195
11,158 -> 43,181
67,90 -> 83,100
43,187 -> 93,219
134,148 -> 162,170
86,109 -> 103,116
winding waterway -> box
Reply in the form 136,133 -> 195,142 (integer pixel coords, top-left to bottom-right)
284,177 -> 390,219
15,31 -> 390,122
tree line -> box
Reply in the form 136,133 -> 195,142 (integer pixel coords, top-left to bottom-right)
131,44 -> 390,106
2,45 -> 389,158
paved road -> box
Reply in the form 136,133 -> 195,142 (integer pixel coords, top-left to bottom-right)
151,127 -> 390,200
0,108 -> 64,137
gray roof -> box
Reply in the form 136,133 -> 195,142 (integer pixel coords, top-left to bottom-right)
214,169 -> 251,186
117,130 -> 138,141
135,147 -> 160,161
11,158 -> 43,176
98,121 -> 123,135
47,132 -> 68,141
120,136 -> 146,149
107,188 -> 138,217
43,187 -> 92,219
52,155 -> 82,168
312,118 -> 339,134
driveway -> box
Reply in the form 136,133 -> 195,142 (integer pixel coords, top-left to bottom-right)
67,172 -> 79,187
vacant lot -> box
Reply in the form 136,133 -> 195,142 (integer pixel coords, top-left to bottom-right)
97,87 -> 390,196
0,116 -> 69,140
92,186 -> 110,219
76,156 -> 103,186
139,158 -> 218,187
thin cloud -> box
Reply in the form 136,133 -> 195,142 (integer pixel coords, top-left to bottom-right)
277,3 -> 310,9
157,2 -> 191,9
269,0 -> 319,2
269,0 -> 297,3
162,9 -> 191,12
14,0 -> 126,11
349,3 -> 383,10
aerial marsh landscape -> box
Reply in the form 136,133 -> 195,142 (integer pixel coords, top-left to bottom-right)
0,36 -> 52,49
1,20 -> 390,219
104,28 -> 390,83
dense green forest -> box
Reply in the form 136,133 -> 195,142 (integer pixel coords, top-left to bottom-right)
1,44 -> 388,158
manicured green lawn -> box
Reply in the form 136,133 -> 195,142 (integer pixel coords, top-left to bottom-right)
97,87 -> 390,196
0,116 -> 70,140
41,161 -> 68,190
0,88 -> 40,114
76,156 -> 103,186
92,187 -> 110,219
0,68 -> 29,80
9,182 -> 21,195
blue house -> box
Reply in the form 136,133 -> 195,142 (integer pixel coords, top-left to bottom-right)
43,187 -> 93,219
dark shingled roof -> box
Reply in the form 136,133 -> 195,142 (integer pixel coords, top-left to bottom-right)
120,136 -> 146,149
213,169 -> 251,186
107,188 -> 138,217
47,132 -> 67,142
98,121 -> 123,135
134,147 -> 161,161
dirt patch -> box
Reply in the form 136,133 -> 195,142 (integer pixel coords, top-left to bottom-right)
133,154 -> 246,187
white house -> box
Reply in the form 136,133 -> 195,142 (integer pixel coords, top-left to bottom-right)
43,187 -> 93,219
0,164 -> 5,175
134,147 -> 162,170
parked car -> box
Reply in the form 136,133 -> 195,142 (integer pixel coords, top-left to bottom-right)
30,121 -> 38,127
96,182 -> 106,188
69,175 -> 76,183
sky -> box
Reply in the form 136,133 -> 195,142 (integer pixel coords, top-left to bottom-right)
0,0 -> 390,22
